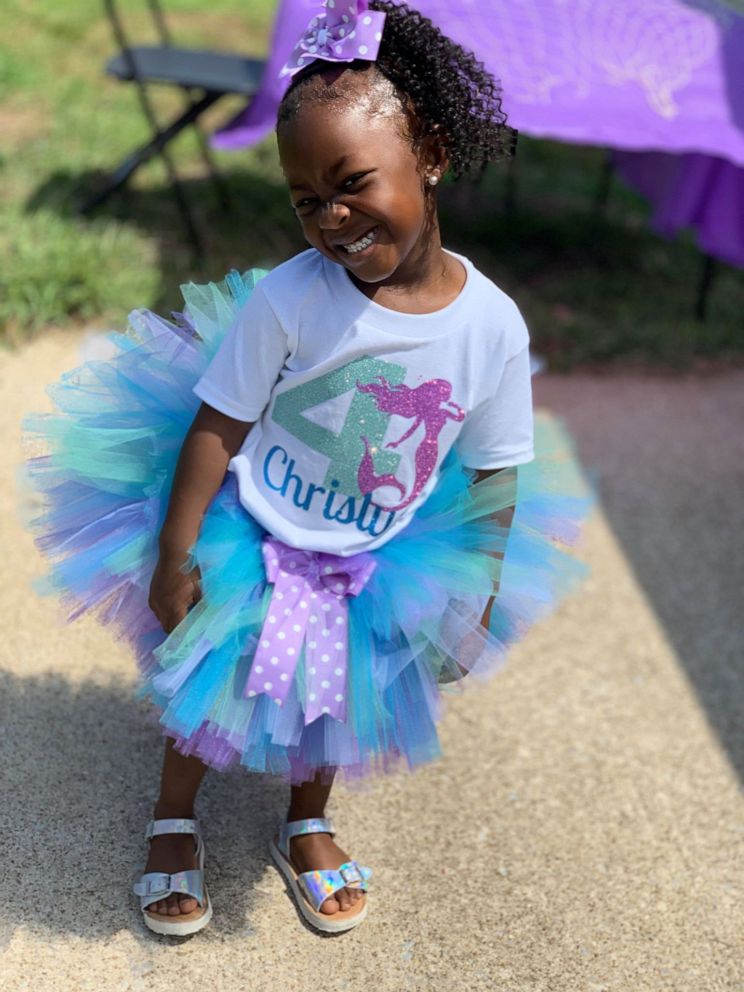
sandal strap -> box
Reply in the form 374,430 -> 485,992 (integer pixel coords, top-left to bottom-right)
135,818 -> 207,912
145,818 -> 201,841
278,817 -> 335,859
133,868 -> 205,910
297,860 -> 372,913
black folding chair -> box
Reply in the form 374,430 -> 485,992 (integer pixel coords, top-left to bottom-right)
81,0 -> 266,254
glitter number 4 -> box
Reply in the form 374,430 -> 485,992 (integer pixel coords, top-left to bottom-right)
271,355 -> 406,497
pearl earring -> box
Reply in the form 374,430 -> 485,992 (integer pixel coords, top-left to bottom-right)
427,174 -> 440,187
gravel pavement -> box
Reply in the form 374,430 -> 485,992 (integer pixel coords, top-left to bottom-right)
2,328 -> 742,992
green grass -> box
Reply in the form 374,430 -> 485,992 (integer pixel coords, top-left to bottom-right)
1,0 -> 743,367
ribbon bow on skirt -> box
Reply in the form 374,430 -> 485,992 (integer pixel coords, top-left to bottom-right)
244,537 -> 376,723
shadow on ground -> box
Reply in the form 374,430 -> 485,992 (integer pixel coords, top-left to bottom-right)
0,670 -> 286,944
534,372 -> 744,785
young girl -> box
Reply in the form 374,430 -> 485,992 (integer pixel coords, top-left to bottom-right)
24,0 -> 587,937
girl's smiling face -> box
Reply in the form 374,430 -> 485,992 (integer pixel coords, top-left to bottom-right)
277,74 -> 445,290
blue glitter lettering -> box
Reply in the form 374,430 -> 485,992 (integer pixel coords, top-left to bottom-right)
281,460 -> 306,508
301,482 -> 327,512
263,445 -> 288,491
331,495 -> 359,525
366,505 -> 397,537
262,451 -> 397,535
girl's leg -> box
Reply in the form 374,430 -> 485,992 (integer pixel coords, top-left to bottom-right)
144,737 -> 209,917
285,770 -> 363,915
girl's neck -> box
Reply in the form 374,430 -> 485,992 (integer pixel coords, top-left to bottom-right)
348,227 -> 465,316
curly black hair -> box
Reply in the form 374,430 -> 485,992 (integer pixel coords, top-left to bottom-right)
276,1 -> 516,181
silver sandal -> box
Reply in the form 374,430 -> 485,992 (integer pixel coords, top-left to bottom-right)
132,817 -> 213,936
269,817 -> 372,934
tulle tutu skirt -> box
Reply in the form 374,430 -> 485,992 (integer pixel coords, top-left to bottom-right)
22,270 -> 591,784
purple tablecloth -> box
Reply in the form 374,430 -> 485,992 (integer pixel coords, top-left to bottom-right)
615,150 -> 744,267
212,0 -> 744,268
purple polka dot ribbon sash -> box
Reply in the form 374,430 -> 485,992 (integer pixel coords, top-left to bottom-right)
244,536 -> 376,723
279,0 -> 387,79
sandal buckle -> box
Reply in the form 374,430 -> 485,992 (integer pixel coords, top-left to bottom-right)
144,873 -> 170,895
339,862 -> 362,885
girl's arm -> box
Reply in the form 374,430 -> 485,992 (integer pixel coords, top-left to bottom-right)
149,402 -> 254,633
472,465 -> 517,629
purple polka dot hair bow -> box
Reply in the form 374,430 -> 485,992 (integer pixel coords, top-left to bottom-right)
279,0 -> 387,79
244,537 -> 376,723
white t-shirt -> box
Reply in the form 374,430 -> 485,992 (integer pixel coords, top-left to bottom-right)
193,248 -> 534,556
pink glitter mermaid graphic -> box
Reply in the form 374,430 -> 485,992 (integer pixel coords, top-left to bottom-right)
356,376 -> 466,510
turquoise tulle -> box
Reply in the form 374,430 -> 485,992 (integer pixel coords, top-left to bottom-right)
22,269 -> 592,783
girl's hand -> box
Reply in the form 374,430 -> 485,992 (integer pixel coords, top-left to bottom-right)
148,551 -> 202,634
145,403 -> 254,634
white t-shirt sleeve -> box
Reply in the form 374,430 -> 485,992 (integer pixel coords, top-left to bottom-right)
455,299 -> 535,472
192,285 -> 289,422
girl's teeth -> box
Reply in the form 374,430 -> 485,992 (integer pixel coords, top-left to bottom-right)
343,229 -> 375,253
